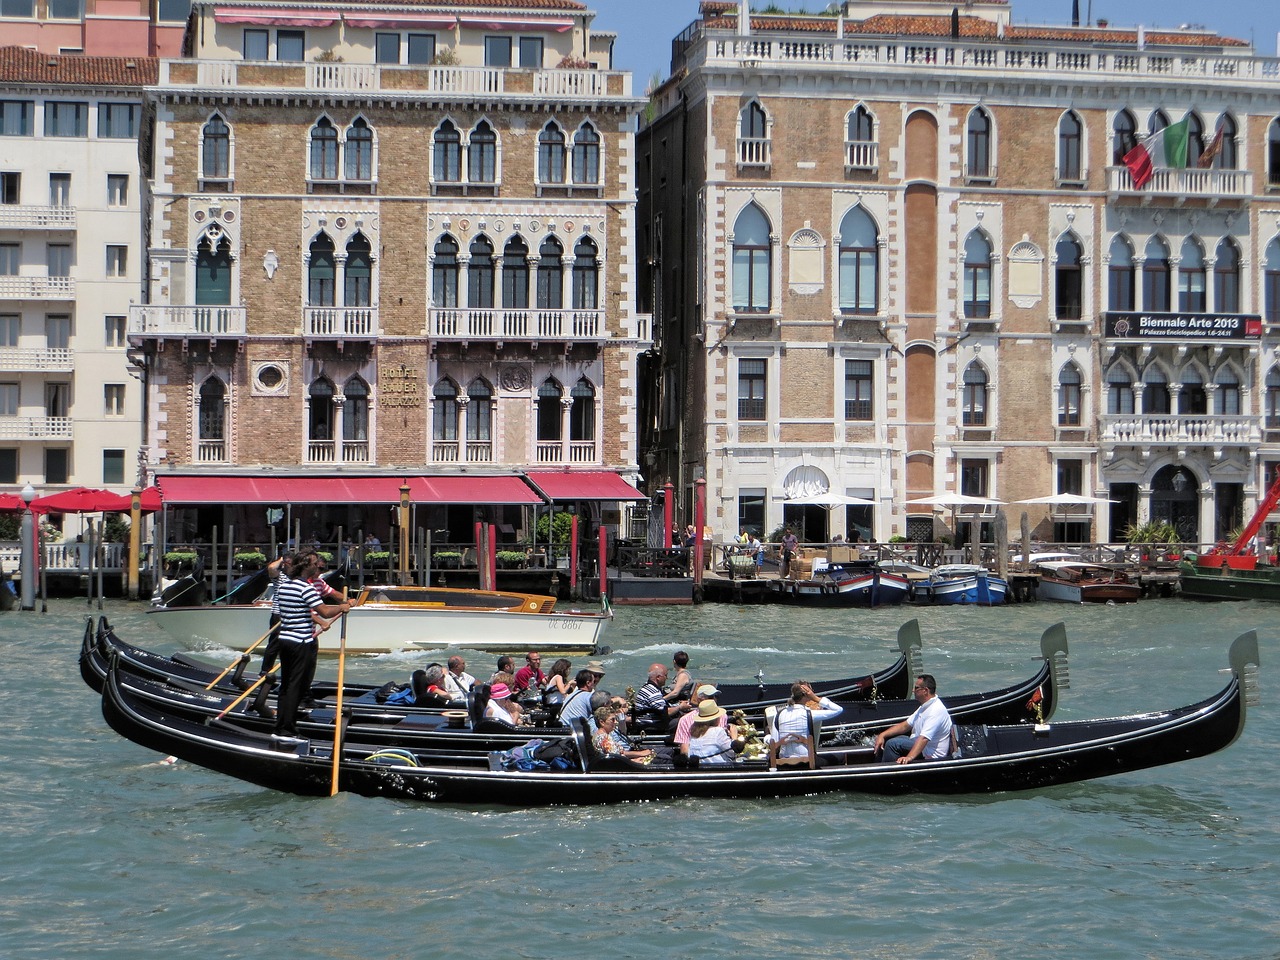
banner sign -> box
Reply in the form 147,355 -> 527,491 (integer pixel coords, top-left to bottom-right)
1104,312 -> 1263,340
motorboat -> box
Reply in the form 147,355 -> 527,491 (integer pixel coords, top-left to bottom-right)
767,560 -> 910,607
916,564 -> 1008,605
1034,559 -> 1140,604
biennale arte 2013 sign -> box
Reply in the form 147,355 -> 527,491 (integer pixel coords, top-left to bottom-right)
1104,312 -> 1263,341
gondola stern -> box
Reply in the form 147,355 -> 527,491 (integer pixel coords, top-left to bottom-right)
1229,630 -> 1261,712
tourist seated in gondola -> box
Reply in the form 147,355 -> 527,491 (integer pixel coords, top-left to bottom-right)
484,682 -> 527,726
673,684 -> 722,753
683,700 -> 745,765
513,652 -> 547,698
873,674 -> 955,764
631,663 -> 692,735
765,682 -> 844,764
558,668 -> 603,729
542,658 -> 576,715
591,706 -> 656,763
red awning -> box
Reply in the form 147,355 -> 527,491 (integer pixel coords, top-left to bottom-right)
344,14 -> 457,28
411,475 -> 544,505
214,7 -> 337,26
524,471 -> 647,502
457,16 -> 575,32
157,476 -> 408,505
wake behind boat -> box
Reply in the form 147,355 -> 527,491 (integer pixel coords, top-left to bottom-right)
146,585 -> 611,656
98,630 -> 1256,805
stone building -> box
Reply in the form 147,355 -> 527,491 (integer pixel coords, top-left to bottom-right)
130,0 -> 649,541
637,0 -> 1280,546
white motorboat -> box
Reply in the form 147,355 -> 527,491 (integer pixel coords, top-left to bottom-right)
1034,560 -> 1141,604
146,585 -> 612,656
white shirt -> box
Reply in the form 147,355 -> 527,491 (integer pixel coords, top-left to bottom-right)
768,698 -> 843,759
443,671 -> 474,701
906,696 -> 954,760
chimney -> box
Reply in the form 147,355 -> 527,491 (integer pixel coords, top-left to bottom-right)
1071,0 -> 1080,27
951,7 -> 960,40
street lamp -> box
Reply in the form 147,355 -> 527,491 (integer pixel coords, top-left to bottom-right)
19,482 -> 36,611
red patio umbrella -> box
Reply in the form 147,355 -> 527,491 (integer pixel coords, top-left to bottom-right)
30,487 -> 121,514
0,492 -> 28,511
97,486 -> 163,513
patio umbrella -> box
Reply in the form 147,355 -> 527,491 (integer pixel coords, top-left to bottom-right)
786,492 -> 877,507
0,492 -> 28,511
30,487 -> 121,514
1014,493 -> 1116,505
98,486 -> 163,513
905,493 -> 1006,507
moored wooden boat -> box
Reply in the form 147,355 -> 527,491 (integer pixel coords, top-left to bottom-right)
1035,560 -> 1141,604
916,564 -> 1008,605
98,630 -> 1256,805
767,561 -> 910,607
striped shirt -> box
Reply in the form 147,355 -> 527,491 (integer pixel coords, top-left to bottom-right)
276,576 -> 322,644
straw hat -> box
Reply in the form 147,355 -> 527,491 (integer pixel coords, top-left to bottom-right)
585,660 -> 607,676
695,699 -> 726,723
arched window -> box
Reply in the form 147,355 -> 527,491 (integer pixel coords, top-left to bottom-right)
571,123 -> 600,184
433,235 -> 459,308
536,236 -> 563,309
537,379 -> 562,442
1112,109 -> 1137,165
1058,363 -> 1082,426
467,379 -> 492,443
194,233 -> 232,305
198,377 -> 225,441
838,207 -> 879,315
1054,234 -> 1082,319
433,120 -> 461,183
1179,368 -> 1206,415
308,234 -> 335,306
468,236 -> 494,308
739,100 -> 767,139
1148,109 -> 1170,136
1108,235 -> 1135,310
343,376 -> 368,442
846,105 -> 875,168
962,231 -> 992,319
1216,115 -> 1238,170
962,364 -> 988,426
847,105 -> 874,144
345,118 -> 373,181
731,203 -> 771,313
1142,367 -> 1170,414
345,234 -> 372,307
538,122 -> 566,184
469,120 -> 496,184
309,117 -> 338,181
570,377 -> 595,441
1214,238 -> 1240,313
1185,113 -> 1205,167
1215,368 -> 1241,416
309,378 -> 335,441
1106,366 -> 1135,415
1143,237 -> 1170,312
966,107 -> 991,178
1267,367 -> 1280,428
1058,111 -> 1083,181
502,236 -> 529,309
433,379 -> 458,442
1266,237 -> 1280,324
202,114 -> 230,180
1269,118 -> 1280,188
1179,238 -> 1206,312
572,237 -> 598,309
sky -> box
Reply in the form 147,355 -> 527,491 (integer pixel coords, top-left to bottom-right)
590,0 -> 1280,85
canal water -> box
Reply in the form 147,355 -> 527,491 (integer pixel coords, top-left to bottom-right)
1,597 -> 1276,959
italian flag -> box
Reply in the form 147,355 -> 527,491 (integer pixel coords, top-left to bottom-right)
1123,120 -> 1189,188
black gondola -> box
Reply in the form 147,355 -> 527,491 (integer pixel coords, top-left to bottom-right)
99,631 -> 1256,806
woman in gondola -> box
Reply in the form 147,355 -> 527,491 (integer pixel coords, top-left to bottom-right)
484,682 -> 527,726
592,707 -> 655,762
543,659 -> 575,712
683,700 -> 744,765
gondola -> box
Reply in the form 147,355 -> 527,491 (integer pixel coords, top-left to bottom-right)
99,631 -> 1256,805
79,615 -> 919,713
100,622 -> 1067,754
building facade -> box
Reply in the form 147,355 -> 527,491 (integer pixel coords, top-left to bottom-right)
130,0 -> 649,542
0,0 -> 187,57
0,49 -> 153,522
638,0 -> 1280,546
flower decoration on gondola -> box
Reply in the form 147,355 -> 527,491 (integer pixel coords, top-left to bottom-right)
730,709 -> 766,760
1025,687 -> 1045,725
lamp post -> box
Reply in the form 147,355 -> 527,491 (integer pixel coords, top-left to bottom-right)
19,483 -> 36,611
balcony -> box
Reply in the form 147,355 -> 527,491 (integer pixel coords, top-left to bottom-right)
129,305 -> 247,337
432,441 -> 493,463
303,307 -> 379,339
0,415 -> 73,440
0,347 -> 73,372
428,308 -> 604,343
0,276 -> 75,301
0,205 -> 76,230
196,440 -> 226,463
737,137 -> 771,171
1106,165 -> 1254,204
845,140 -> 879,172
535,440 -> 597,464
307,440 -> 370,464
1101,413 -> 1259,451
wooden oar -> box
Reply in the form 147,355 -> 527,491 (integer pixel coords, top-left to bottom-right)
214,665 -> 280,720
204,622 -> 280,690
329,592 -> 350,797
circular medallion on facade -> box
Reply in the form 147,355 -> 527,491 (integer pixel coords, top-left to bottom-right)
500,365 -> 530,391
531,220 -> 541,231
459,218 -> 470,231
335,216 -> 347,228
564,220 -> 574,233
223,210 -> 236,222
193,210 -> 206,222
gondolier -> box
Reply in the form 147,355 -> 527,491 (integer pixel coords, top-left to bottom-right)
273,554 -> 350,740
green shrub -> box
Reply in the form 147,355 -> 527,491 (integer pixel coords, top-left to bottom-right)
164,551 -> 198,569
102,513 -> 131,543
234,551 -> 268,567
496,550 -> 527,568
535,512 -> 576,545
365,550 -> 393,565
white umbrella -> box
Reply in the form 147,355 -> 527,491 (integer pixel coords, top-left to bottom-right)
787,492 -> 876,507
1015,493 -> 1116,505
905,493 -> 1005,507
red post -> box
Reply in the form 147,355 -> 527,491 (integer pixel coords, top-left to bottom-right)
663,480 -> 674,550
598,523 -> 608,601
570,514 -> 580,598
474,520 -> 484,590
487,523 -> 497,592
693,477 -> 707,587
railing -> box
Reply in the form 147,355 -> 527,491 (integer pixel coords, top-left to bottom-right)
0,276 -> 75,300
307,440 -> 335,463
0,204 -> 76,229
129,304 -> 247,336
569,441 -> 596,463
632,312 -> 652,344
737,137 -> 771,168
303,306 -> 378,338
0,347 -> 73,371
536,441 -> 562,463
428,307 -> 604,341
1106,165 -> 1254,198
1101,413 -> 1259,445
0,415 -> 73,439
432,441 -> 459,462
466,441 -> 492,463
302,439 -> 373,464
534,69 -> 612,97
845,140 -> 878,170
196,440 -> 226,462
342,441 -> 369,463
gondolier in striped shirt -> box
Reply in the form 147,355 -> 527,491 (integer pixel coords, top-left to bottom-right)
272,552 -> 350,740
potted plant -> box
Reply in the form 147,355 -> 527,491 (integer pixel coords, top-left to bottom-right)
234,551 -> 268,570
496,550 -> 527,569
163,550 -> 199,576
365,550 -> 393,568
432,550 -> 461,569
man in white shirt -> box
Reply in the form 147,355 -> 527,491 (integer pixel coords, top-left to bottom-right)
873,674 -> 954,763
443,655 -> 475,702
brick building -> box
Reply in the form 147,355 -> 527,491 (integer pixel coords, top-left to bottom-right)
638,0 -> 1280,547
130,0 -> 650,542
